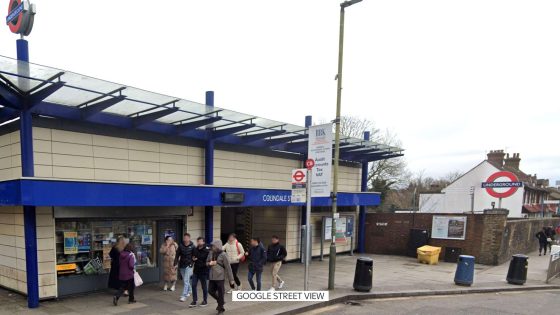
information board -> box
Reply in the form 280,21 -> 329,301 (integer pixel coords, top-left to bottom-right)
431,216 -> 467,240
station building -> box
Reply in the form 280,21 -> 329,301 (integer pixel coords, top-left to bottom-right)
0,49 -> 403,305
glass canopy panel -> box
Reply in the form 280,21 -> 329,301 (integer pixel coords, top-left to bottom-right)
43,86 -> 102,107
102,99 -> 154,116
0,55 -> 61,92
1,72 -> 44,92
122,87 -> 177,106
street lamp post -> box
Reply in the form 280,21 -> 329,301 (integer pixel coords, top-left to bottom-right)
329,0 -> 362,290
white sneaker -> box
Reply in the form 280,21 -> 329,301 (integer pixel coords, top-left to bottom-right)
163,284 -> 168,291
226,290 -> 232,294
170,285 -> 175,292
237,284 -> 243,291
179,296 -> 186,302
268,287 -> 275,291
278,281 -> 285,289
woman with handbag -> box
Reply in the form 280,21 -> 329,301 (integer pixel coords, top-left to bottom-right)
222,233 -> 245,293
113,243 -> 137,305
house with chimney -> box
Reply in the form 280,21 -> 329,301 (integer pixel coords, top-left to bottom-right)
419,150 -> 555,218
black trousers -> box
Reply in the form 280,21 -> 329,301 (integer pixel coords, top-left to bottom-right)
539,242 -> 548,254
208,280 -> 225,311
230,263 -> 241,286
192,272 -> 208,303
115,279 -> 135,302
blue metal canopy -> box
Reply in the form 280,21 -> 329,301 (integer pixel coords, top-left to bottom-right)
0,55 -> 403,162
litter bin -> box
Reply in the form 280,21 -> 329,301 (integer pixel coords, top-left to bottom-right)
353,257 -> 373,292
506,254 -> 528,285
454,255 -> 475,286
417,245 -> 441,265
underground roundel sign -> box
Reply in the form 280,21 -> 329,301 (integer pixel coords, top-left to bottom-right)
6,0 -> 35,36
481,171 -> 523,198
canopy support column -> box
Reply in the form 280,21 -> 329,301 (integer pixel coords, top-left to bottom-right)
204,91 -> 215,243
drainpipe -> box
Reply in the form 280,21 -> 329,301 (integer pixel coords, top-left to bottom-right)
204,91 -> 215,243
357,131 -> 370,253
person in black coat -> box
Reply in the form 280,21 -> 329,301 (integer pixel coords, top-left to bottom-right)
536,227 -> 549,256
190,237 -> 210,307
108,237 -> 126,290
245,237 -> 267,291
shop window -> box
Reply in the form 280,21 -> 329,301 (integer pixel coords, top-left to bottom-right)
55,219 -> 156,277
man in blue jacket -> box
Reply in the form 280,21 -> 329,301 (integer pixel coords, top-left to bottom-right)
246,237 -> 267,291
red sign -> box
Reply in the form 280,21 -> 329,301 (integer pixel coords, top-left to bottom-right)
292,170 -> 306,183
305,159 -> 315,170
482,171 -> 522,198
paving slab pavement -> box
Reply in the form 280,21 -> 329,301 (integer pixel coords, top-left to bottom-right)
1,251 -> 558,315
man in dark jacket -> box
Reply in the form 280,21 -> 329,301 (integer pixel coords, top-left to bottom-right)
246,237 -> 267,291
536,227 -> 549,256
174,233 -> 195,301
267,235 -> 287,291
190,237 -> 210,308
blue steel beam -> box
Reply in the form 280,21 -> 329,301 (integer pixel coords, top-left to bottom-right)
0,107 -> 18,123
132,107 -> 178,128
81,96 -> 126,119
241,129 -> 286,143
176,116 -> 222,134
212,123 -> 256,139
204,91 -> 215,243
0,82 -> 21,109
27,81 -> 65,109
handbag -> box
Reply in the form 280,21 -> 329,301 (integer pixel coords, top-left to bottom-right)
133,270 -> 143,287
547,237 -> 552,243
236,240 -> 246,263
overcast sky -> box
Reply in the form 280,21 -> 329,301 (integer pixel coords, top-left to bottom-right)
1,0 -> 558,184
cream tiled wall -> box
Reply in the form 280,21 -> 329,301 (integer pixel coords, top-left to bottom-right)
336,165 -> 362,192
214,150 -> 301,189
0,131 -> 21,181
284,207 -> 358,260
33,128 -> 204,185
0,206 -> 56,299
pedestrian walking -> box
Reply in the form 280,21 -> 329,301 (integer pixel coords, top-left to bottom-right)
267,235 -> 287,291
536,227 -> 549,256
113,243 -> 137,305
108,236 -> 126,291
190,237 -> 210,308
246,237 -> 266,291
159,235 -> 178,291
207,240 -> 235,315
174,233 -> 195,302
222,233 -> 245,293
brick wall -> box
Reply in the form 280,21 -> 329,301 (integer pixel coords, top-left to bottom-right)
365,212 -> 560,265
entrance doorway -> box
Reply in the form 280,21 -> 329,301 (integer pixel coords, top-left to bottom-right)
221,207 -> 252,249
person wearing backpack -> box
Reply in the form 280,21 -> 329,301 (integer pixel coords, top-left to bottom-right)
222,233 -> 245,293
246,237 -> 267,291
267,235 -> 287,291
207,240 -> 235,314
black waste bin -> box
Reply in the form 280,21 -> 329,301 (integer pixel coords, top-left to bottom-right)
353,257 -> 373,292
506,254 -> 528,285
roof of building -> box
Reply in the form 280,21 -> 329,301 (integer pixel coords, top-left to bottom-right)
522,204 -> 557,213
0,55 -> 402,163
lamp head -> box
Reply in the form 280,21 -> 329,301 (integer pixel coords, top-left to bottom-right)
341,0 -> 363,8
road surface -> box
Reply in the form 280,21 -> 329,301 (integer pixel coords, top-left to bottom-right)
303,290 -> 560,315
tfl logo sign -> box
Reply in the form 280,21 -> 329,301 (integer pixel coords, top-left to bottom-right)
6,0 -> 35,36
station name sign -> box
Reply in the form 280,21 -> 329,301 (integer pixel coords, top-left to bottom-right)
481,182 -> 523,188
6,0 -> 35,36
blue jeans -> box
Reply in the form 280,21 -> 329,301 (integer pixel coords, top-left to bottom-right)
248,269 -> 262,291
191,273 -> 208,303
179,267 -> 193,298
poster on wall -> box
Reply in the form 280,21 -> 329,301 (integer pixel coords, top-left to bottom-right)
308,124 -> 333,197
323,216 -> 350,243
63,231 -> 78,254
431,216 -> 467,240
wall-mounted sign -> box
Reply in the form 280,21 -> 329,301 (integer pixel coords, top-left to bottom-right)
6,0 -> 35,36
323,216 -> 352,243
308,124 -> 332,197
481,171 -> 523,198
431,216 -> 467,240
221,192 -> 244,203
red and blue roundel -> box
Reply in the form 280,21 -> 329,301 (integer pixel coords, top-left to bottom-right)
6,0 -> 35,36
